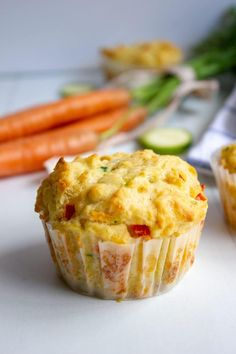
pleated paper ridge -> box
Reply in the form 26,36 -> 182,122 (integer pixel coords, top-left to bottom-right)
44,222 -> 202,299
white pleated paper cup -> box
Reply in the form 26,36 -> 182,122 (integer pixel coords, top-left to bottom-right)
43,221 -> 204,300
211,147 -> 236,232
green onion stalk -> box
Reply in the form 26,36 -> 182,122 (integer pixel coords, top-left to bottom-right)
132,7 -> 236,114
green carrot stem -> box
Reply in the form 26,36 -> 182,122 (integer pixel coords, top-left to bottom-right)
131,76 -> 166,104
147,77 -> 180,114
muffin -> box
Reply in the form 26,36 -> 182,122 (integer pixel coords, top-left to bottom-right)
101,41 -> 182,78
211,144 -> 236,231
35,150 -> 207,300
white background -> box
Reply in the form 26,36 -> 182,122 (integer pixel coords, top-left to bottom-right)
0,0 -> 235,72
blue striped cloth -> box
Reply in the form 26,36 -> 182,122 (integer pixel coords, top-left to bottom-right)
187,86 -> 236,175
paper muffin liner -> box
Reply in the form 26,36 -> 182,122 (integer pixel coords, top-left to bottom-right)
211,147 -> 236,232
43,222 -> 203,300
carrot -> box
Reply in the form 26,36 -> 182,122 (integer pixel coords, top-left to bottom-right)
0,89 -> 130,143
71,107 -> 129,133
0,130 -> 98,177
70,106 -> 147,134
121,107 -> 147,131
0,106 -> 147,177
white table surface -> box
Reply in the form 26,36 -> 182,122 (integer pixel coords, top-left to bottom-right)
0,72 -> 236,354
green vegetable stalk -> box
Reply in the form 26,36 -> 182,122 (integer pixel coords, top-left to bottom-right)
132,6 -> 236,114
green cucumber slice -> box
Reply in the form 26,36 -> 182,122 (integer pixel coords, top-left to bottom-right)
60,83 -> 95,97
138,127 -> 192,155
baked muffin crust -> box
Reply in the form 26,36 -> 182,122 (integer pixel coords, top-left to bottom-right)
220,144 -> 236,173
35,150 -> 207,241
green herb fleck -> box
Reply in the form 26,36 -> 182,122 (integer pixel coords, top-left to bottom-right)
86,253 -> 93,258
100,166 -> 108,172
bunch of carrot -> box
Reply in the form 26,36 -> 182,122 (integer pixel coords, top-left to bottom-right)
0,89 -> 147,177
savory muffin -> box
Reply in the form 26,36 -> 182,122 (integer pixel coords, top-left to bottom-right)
101,40 -> 182,78
211,144 -> 236,230
220,145 -> 236,173
35,150 -> 207,299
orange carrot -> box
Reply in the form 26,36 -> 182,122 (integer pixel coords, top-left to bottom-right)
0,106 -> 147,177
69,106 -> 147,134
0,89 -> 130,143
0,130 -> 98,177
121,107 -> 147,132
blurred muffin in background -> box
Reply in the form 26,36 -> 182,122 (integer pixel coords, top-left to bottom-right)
211,144 -> 236,231
101,40 -> 183,78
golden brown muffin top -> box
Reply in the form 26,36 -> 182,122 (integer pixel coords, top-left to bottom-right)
35,150 -> 207,241
220,144 -> 236,173
101,41 -> 182,70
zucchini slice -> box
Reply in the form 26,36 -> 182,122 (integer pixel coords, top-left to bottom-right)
60,83 -> 95,97
138,127 -> 192,155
